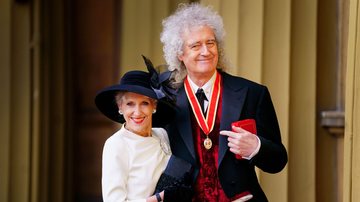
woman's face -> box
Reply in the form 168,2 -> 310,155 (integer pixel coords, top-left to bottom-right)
118,92 -> 156,137
178,25 -> 218,83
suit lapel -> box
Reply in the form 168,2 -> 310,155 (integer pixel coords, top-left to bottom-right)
218,74 -> 248,166
175,73 -> 249,165
176,86 -> 196,160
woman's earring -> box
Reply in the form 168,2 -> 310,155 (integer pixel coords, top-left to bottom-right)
118,110 -> 123,115
152,109 -> 156,114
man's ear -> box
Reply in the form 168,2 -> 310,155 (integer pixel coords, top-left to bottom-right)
177,54 -> 183,61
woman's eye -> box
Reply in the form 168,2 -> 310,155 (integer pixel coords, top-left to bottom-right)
126,102 -> 134,106
142,101 -> 150,106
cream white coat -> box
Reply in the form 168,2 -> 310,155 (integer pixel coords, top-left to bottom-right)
102,125 -> 171,202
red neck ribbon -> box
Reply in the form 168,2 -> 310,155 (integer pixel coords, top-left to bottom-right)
184,72 -> 221,135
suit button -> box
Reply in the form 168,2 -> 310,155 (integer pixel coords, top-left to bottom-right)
231,180 -> 236,185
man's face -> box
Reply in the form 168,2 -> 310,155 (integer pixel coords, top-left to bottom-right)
178,25 -> 219,81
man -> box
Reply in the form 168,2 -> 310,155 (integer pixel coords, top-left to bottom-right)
160,3 -> 288,201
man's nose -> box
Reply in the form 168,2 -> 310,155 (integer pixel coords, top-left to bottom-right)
200,44 -> 210,55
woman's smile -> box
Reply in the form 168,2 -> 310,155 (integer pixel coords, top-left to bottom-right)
131,116 -> 146,124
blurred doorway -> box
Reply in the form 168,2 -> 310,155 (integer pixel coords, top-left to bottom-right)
66,0 -> 122,201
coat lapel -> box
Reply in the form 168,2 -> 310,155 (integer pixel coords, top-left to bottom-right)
218,73 -> 248,166
175,73 -> 249,166
176,86 -> 196,160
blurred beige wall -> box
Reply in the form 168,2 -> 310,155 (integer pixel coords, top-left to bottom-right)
344,0 -> 360,200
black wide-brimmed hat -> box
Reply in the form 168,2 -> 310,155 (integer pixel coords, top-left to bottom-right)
95,55 -> 177,127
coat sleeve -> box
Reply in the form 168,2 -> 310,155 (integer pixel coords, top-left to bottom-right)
101,136 -> 147,202
251,86 -> 288,173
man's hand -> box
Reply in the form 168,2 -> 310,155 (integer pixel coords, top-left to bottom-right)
220,126 -> 259,158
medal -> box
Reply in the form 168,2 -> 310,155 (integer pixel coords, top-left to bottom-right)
184,72 -> 221,149
203,136 -> 213,150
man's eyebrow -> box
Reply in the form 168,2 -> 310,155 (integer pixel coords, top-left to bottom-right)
188,39 -> 216,46
187,41 -> 200,46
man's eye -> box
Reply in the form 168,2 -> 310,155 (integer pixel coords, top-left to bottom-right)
207,40 -> 217,46
207,42 -> 215,47
190,44 -> 200,49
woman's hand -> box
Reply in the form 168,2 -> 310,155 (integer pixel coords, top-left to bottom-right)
147,191 -> 164,202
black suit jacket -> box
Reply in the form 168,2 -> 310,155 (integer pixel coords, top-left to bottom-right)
165,71 -> 288,201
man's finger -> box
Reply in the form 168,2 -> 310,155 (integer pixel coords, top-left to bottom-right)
219,130 -> 238,138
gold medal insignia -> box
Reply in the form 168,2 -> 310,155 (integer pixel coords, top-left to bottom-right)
203,137 -> 213,150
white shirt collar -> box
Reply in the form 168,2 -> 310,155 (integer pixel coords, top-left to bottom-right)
187,71 -> 217,103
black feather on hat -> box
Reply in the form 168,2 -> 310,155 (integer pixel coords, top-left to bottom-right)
94,55 -> 177,127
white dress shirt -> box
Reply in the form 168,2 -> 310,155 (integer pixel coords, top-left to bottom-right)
187,72 -> 217,112
102,125 -> 171,202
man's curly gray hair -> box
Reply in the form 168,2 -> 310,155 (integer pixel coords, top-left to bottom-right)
160,3 -> 228,87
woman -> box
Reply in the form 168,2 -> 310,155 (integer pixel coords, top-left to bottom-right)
95,56 -> 191,202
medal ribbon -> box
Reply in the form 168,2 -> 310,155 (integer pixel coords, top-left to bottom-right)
184,72 -> 221,135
